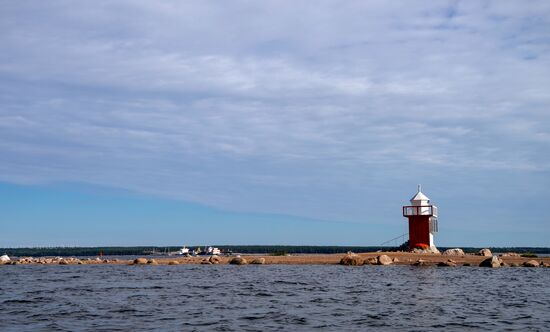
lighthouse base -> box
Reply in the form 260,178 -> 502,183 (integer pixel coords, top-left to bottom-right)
411,246 -> 440,254
407,215 -> 436,251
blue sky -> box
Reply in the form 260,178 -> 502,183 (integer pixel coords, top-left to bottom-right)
1,1 -> 549,247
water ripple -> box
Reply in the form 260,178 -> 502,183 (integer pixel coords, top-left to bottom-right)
0,264 -> 548,331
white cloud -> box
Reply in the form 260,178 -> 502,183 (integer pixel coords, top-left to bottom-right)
1,0 -> 549,223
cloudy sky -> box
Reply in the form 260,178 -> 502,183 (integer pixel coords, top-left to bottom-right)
1,1 -> 549,247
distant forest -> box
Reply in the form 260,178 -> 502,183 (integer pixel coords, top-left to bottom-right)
1,245 -> 549,257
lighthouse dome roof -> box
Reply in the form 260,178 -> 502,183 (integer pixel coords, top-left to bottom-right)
410,185 -> 430,202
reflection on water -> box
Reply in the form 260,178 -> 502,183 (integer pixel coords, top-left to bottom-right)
0,265 -> 548,331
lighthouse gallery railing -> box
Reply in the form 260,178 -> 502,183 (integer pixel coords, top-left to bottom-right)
402,205 -> 438,218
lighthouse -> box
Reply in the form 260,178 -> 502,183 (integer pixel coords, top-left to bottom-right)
403,185 -> 438,250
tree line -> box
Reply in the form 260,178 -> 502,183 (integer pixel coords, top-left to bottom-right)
1,245 -> 549,257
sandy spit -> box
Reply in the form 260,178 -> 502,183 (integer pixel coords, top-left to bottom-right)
3,252 -> 549,266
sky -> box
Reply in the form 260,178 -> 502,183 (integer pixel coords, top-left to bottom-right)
1,1 -> 549,247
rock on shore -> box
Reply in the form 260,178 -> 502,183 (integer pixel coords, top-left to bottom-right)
0,254 -> 10,264
478,248 -> 492,257
12,256 -> 85,265
523,260 -> 540,267
340,253 -> 363,266
479,256 -> 502,268
229,256 -> 248,265
412,247 -> 440,254
437,259 -> 457,267
250,258 -> 266,265
442,248 -> 465,256
364,257 -> 378,265
377,255 -> 392,265
209,255 -> 221,264
413,259 -> 429,266
133,258 -> 148,265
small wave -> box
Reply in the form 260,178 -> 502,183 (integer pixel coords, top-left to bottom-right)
274,280 -> 309,285
109,308 -> 138,314
2,299 -> 34,304
240,316 -> 265,321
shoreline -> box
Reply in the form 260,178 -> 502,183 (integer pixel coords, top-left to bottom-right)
3,252 -> 550,267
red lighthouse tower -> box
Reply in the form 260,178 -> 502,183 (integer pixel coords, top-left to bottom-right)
403,185 -> 438,250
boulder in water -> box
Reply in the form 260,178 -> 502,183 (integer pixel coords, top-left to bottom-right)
478,248 -> 492,257
229,256 -> 248,265
442,248 -> 465,256
377,255 -> 392,265
251,258 -> 266,265
479,256 -> 502,268
523,260 -> 540,267
340,253 -> 363,266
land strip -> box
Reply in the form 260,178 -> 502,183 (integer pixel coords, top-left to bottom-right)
2,252 -> 549,267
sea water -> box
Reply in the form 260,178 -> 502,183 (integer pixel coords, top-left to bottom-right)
1,264 -> 548,331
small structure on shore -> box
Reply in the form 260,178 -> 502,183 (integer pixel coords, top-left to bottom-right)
403,185 -> 439,251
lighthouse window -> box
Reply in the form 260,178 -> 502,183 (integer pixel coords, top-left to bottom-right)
430,218 -> 438,233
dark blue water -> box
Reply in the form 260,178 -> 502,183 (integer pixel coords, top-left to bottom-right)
1,265 -> 549,331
